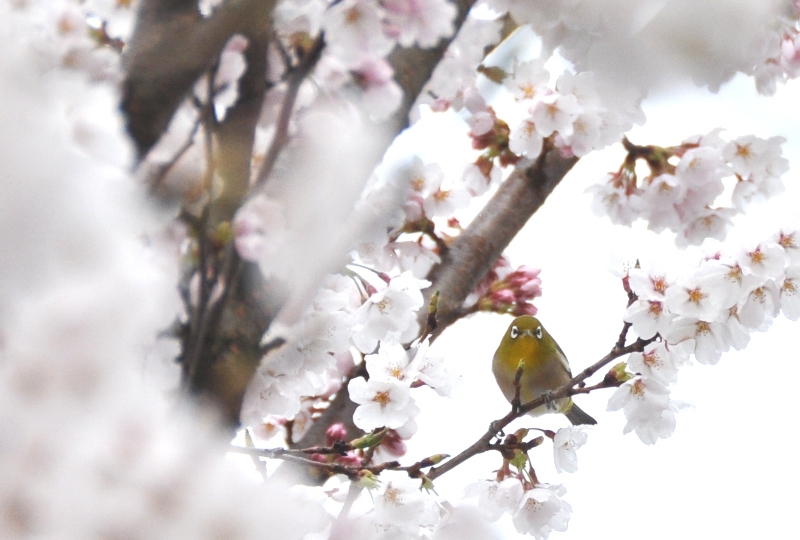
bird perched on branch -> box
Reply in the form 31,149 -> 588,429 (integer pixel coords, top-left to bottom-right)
492,315 -> 596,425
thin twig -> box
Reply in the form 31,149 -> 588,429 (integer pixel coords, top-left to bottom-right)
253,34 -> 325,190
427,327 -> 654,481
231,316 -> 653,484
146,117 -> 202,193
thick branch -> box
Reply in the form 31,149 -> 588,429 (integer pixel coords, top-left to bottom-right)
211,0 -> 271,225
122,0 -> 274,158
427,147 -> 579,336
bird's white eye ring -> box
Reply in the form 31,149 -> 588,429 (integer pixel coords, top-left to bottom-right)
535,326 -> 543,339
510,325 -> 519,339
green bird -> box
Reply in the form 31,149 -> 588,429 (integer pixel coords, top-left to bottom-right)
492,315 -> 596,425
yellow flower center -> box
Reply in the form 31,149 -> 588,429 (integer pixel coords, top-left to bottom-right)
696,321 -> 711,335
748,249 -> 765,266
345,7 -> 362,24
648,300 -> 663,316
651,276 -> 668,294
779,232 -> 796,249
433,189 -> 449,202
373,391 -> 391,408
642,351 -> 661,368
735,142 -> 752,159
687,287 -> 706,305
519,83 -> 536,100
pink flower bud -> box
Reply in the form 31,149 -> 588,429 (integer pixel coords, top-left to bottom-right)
380,430 -> 408,457
326,423 -> 348,444
337,452 -> 363,467
515,302 -> 539,316
491,289 -> 516,305
430,97 -> 451,112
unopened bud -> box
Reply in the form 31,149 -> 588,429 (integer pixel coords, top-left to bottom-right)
350,429 -> 387,450
608,361 -> 633,383
326,423 -> 348,445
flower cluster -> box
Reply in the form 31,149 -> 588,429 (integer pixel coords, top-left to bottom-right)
241,274 -> 360,438
276,0 -> 457,119
486,0 -> 798,95
588,131 -> 789,246
465,480 -> 572,539
439,56 -> 643,186
349,338 -> 453,432
469,257 -> 544,316
754,2 -> 800,95
611,229 -> 800,443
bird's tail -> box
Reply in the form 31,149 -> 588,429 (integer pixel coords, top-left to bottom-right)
565,401 -> 597,425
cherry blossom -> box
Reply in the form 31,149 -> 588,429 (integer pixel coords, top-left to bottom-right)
365,341 -> 422,382
464,478 -> 524,522
352,271 -> 430,353
624,298 -> 672,340
233,196 -> 286,262
530,94 -> 580,138
511,484 -> 572,539
736,242 -> 786,280
780,266 -> 800,320
509,118 -> 544,159
664,317 -> 733,365
372,470 -> 427,533
322,0 -> 394,66
607,377 -> 677,444
553,427 -> 589,474
627,341 -> 689,386
382,0 -> 457,48
348,376 -> 420,430
504,59 -> 550,102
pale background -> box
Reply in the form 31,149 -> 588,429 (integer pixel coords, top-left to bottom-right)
407,73 -> 800,539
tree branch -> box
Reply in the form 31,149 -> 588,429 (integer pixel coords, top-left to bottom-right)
122,0 -> 275,158
427,327 -> 652,481
233,318 -> 653,485
427,146 -> 579,337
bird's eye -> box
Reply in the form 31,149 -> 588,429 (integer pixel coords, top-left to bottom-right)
510,325 -> 519,339
535,326 -> 543,339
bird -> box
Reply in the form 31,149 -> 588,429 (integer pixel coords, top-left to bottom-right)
492,315 -> 596,425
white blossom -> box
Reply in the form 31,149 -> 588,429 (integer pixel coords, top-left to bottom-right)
509,118 -> 544,159
348,376 -> 420,430
504,59 -> 550,101
352,271 -> 430,353
383,0 -> 456,48
738,280 -> 780,330
624,298 -> 671,340
322,0 -> 394,65
511,485 -> 572,539
553,427 -> 589,474
607,377 -> 677,444
627,341 -> 689,386
365,341 -> 422,382
779,266 -> 800,320
664,317 -> 733,365
737,242 -> 787,280
530,94 -> 580,138
464,479 -> 523,522
373,471 -> 426,533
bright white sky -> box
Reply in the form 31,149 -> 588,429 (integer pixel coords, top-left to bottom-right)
406,72 -> 800,539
